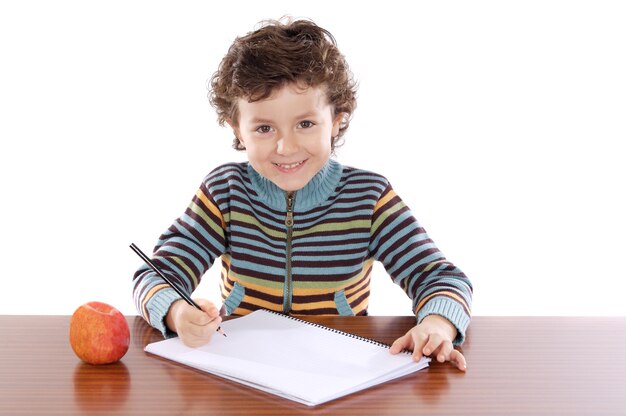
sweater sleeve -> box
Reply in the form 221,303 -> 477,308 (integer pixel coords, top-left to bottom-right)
369,183 -> 473,345
132,180 -> 227,337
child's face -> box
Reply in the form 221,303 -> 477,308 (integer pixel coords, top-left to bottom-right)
232,83 -> 342,192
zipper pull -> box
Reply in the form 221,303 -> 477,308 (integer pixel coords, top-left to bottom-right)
285,193 -> 294,227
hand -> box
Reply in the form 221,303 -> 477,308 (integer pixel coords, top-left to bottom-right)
165,299 -> 222,348
389,314 -> 467,371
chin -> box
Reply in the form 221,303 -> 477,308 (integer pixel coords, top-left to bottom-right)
269,170 -> 318,193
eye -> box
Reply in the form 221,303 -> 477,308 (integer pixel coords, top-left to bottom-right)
256,125 -> 273,134
298,120 -> 315,129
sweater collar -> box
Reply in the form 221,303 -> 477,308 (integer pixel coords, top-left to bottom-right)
247,159 -> 343,211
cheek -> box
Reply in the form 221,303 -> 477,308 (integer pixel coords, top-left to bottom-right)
243,140 -> 273,159
315,134 -> 333,154
320,140 -> 332,155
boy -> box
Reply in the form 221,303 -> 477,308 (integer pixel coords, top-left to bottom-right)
133,18 -> 472,371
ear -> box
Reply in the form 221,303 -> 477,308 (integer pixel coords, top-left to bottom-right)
331,112 -> 345,138
226,118 -> 244,146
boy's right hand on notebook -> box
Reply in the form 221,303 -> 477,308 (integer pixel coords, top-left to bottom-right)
165,299 -> 222,347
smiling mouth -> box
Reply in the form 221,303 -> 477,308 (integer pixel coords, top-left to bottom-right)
273,160 -> 306,170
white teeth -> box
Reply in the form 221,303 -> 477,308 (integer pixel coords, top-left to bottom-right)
275,161 -> 304,169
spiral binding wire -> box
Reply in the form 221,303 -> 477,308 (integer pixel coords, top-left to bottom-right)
265,310 -> 410,354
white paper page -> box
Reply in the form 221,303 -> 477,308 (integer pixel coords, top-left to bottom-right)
145,310 -> 429,405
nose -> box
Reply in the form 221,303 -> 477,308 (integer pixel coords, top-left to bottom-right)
276,131 -> 299,155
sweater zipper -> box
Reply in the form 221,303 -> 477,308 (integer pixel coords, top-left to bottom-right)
284,192 -> 295,314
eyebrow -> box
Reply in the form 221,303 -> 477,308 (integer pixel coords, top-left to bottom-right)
249,112 -> 319,125
249,118 -> 273,125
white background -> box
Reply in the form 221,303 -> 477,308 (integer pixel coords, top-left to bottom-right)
1,1 -> 624,316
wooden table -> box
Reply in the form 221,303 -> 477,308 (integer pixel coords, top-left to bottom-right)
1,315 -> 625,415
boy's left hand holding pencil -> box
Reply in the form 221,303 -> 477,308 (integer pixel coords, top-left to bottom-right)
389,315 -> 467,372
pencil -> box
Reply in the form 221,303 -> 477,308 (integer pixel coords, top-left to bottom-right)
129,243 -> 226,337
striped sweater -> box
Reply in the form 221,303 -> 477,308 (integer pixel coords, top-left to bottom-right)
133,159 -> 473,344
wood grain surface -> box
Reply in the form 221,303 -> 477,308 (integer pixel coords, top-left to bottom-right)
1,315 -> 625,415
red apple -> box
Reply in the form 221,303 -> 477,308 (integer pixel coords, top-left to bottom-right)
69,301 -> 130,365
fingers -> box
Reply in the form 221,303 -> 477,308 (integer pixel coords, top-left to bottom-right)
179,314 -> 222,348
411,332 -> 429,362
424,336 -> 467,372
433,338 -> 453,363
390,331 -> 429,363
389,318 -> 468,371
423,333 -> 450,361
171,299 -> 222,348
389,332 -> 412,355
195,299 -> 220,319
450,349 -> 467,372
182,314 -> 222,347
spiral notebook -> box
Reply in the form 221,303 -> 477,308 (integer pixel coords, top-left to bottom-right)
144,309 -> 429,406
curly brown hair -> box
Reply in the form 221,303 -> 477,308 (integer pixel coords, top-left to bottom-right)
208,17 -> 358,151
